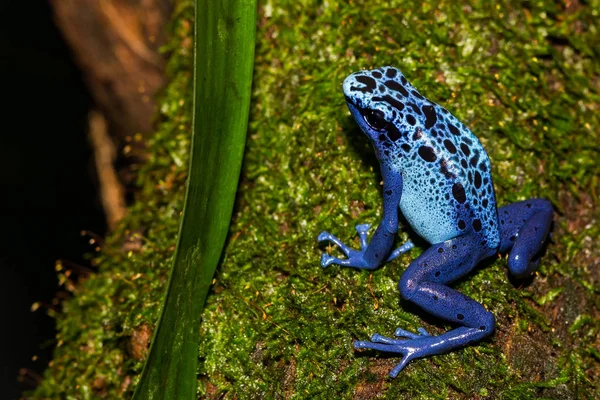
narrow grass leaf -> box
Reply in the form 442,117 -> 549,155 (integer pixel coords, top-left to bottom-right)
132,0 -> 257,398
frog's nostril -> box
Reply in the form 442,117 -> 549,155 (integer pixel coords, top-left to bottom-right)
342,76 -> 355,95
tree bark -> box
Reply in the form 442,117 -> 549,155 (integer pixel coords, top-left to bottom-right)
50,0 -> 171,143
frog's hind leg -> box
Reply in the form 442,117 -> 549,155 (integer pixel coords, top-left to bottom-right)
355,235 -> 496,376
497,199 -> 553,278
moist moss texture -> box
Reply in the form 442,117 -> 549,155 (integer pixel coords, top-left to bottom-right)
33,0 -> 599,399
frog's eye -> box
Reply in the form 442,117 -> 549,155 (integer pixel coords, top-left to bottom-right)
363,109 -> 388,131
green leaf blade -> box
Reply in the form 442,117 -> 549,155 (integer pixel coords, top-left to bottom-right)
132,0 -> 257,398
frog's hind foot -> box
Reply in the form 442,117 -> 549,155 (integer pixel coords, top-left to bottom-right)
354,327 -> 431,377
355,234 -> 496,377
354,331 -> 428,377
354,325 -> 487,377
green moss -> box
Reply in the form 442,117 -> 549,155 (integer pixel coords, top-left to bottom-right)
33,0 -> 599,398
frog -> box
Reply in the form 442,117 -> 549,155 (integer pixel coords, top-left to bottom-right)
317,67 -> 553,377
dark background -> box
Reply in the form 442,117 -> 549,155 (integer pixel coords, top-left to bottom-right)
0,0 -> 105,397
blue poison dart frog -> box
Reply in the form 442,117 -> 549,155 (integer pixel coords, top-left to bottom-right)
317,67 -> 553,377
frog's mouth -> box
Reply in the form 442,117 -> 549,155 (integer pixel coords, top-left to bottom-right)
345,99 -> 362,123
345,98 -> 375,140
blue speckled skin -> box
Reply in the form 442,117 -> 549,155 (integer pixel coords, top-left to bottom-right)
317,67 -> 554,377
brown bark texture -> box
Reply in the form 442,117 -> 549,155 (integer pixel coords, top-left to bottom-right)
50,0 -> 171,142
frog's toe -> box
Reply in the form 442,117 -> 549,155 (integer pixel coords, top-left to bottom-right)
355,224 -> 371,249
317,230 -> 333,243
389,357 -> 413,378
354,339 -> 416,377
354,339 -> 390,351
321,253 -> 336,268
417,327 -> 431,336
394,327 -> 431,339
355,223 -> 371,233
355,338 -> 425,377
385,240 -> 415,262
317,231 -> 352,255
370,333 -> 405,344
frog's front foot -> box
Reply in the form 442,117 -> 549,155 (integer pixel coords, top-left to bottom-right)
318,223 -> 413,269
318,224 -> 373,269
354,327 -> 433,377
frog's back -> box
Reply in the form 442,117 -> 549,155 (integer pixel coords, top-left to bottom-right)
397,101 -> 500,250
343,67 -> 500,249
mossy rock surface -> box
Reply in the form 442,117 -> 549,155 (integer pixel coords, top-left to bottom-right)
33,1 -> 599,399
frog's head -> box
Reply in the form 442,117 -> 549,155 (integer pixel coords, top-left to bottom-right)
343,67 -> 423,149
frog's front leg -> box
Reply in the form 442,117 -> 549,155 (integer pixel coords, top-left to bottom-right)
355,234 -> 496,376
318,172 -> 411,269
